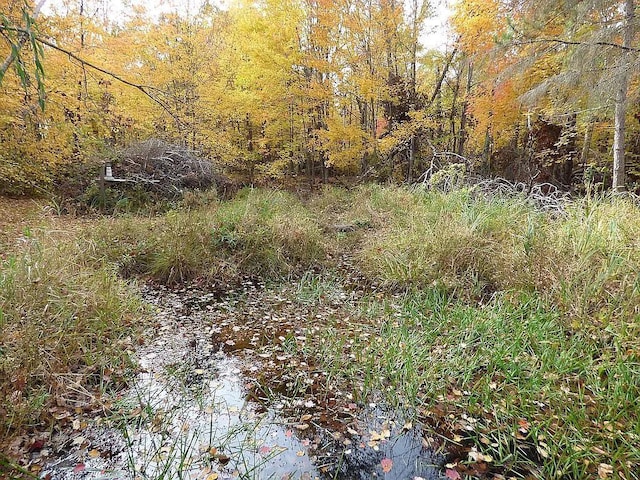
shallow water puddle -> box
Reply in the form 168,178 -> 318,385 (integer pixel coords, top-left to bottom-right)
42,285 -> 446,480
118,354 -> 321,479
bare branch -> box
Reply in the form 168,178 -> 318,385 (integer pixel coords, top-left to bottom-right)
511,37 -> 640,53
427,47 -> 457,107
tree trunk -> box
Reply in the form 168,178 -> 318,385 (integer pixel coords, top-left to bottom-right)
321,158 -> 328,183
562,113 -> 577,188
612,0 -> 635,191
483,126 -> 492,173
580,120 -> 594,168
457,61 -> 472,157
408,136 -> 415,183
449,66 -> 461,152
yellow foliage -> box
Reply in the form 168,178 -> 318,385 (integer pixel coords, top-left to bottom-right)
318,116 -> 369,173
451,0 -> 502,57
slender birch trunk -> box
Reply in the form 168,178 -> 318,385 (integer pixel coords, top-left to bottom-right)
612,0 -> 635,191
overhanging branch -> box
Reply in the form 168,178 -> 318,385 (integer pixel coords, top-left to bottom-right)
0,25 -> 182,124
512,37 -> 640,53
0,0 -> 46,77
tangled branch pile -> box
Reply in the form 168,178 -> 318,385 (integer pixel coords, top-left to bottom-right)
117,139 -> 217,196
418,159 -> 573,214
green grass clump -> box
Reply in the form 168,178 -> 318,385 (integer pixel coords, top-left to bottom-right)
357,186 -> 530,294
541,198 -> 640,322
212,188 -> 325,277
355,185 -> 640,323
87,188 -> 325,285
0,231 -> 143,439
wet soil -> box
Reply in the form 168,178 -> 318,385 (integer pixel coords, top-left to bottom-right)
36,280 -> 447,479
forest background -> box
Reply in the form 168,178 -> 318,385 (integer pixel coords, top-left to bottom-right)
0,0 -> 639,198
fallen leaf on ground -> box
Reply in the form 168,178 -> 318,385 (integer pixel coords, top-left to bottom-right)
536,445 -> 549,459
468,448 -> 493,463
28,439 -> 45,452
73,464 -> 85,473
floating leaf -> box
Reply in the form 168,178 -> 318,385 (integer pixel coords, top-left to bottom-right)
258,445 -> 272,455
381,458 -> 393,473
445,469 -> 461,480
73,463 -> 85,473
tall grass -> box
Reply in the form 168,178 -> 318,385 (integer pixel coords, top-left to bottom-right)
87,188 -> 326,285
355,185 -> 640,323
0,230 -> 143,438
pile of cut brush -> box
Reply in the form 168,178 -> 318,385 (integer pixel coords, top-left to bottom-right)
116,139 -> 217,196
417,160 -> 573,214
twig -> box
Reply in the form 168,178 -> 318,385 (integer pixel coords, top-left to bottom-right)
512,37 -> 640,53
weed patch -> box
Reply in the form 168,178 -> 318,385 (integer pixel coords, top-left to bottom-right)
87,188 -> 325,286
0,231 -> 143,440
355,186 -> 640,323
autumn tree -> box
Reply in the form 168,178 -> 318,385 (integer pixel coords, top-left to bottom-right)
452,0 -> 640,190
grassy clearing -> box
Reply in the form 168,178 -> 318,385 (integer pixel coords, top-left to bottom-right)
2,184 -> 639,479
